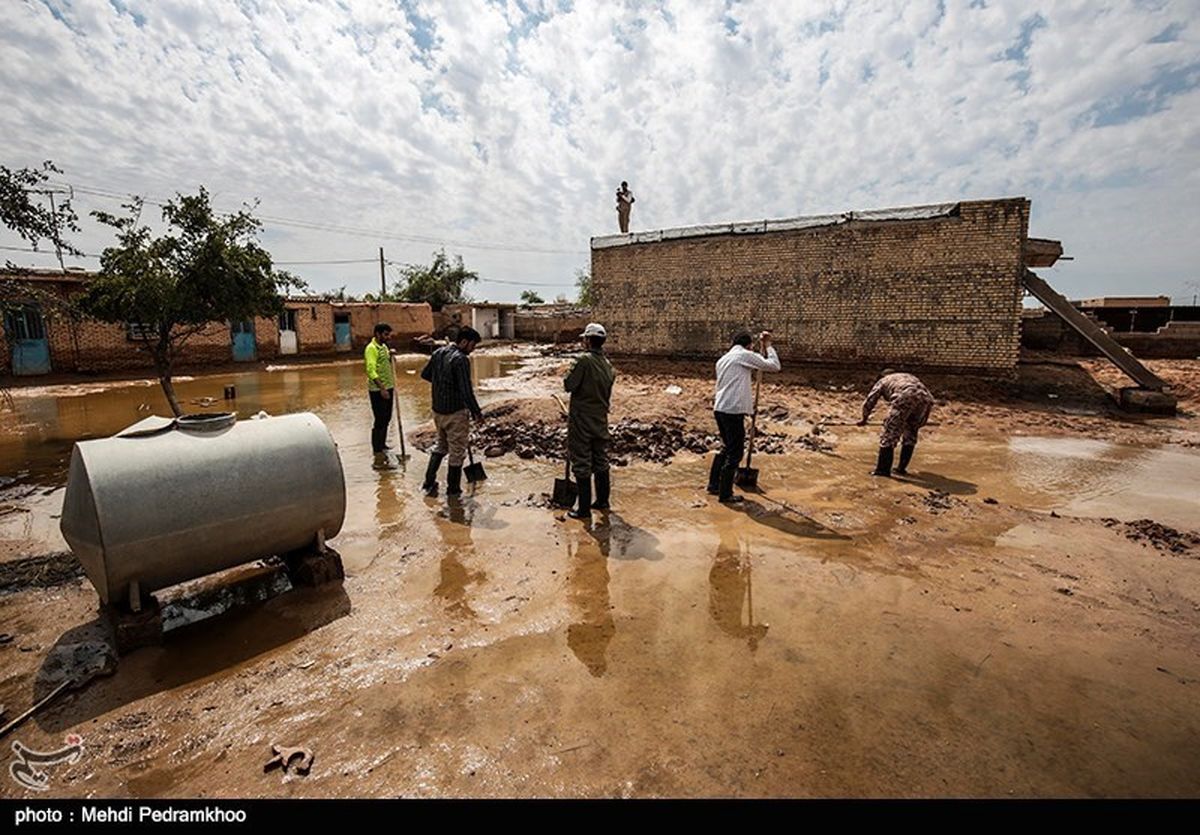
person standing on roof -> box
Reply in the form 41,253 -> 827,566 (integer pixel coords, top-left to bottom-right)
857,369 -> 935,477
564,322 -> 616,520
365,323 -> 396,471
420,327 -> 484,497
616,181 -> 635,233
709,330 -> 780,503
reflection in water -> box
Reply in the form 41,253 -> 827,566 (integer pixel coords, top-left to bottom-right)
708,532 -> 768,652
567,533 -> 615,676
433,499 -> 487,618
368,469 -> 406,573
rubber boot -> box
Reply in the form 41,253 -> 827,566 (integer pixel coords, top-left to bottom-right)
871,446 -> 894,477
592,471 -> 611,510
706,454 -> 722,495
422,452 -> 445,495
895,443 -> 915,476
446,465 -> 463,497
373,452 -> 397,470
718,465 -> 743,504
568,476 -> 592,519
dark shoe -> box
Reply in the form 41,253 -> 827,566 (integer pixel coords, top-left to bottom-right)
569,477 -> 592,519
591,471 -> 611,510
717,464 -> 740,502
446,465 -> 463,496
895,443 -> 915,475
871,446 -> 895,477
423,452 -> 445,494
706,454 -> 723,495
372,452 -> 397,470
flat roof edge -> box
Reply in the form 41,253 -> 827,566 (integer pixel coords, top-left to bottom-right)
589,199 -> 1028,250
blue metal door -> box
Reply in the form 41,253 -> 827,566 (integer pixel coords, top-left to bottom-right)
231,320 -> 256,362
334,318 -> 351,351
4,305 -> 52,375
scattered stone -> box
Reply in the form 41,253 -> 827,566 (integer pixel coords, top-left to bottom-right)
983,497 -> 998,505
484,446 -> 505,458
1056,587 -> 1074,596
921,490 -> 955,512
1121,519 -> 1200,555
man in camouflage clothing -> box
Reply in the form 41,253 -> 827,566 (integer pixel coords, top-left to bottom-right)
857,369 -> 935,477
564,322 -> 616,520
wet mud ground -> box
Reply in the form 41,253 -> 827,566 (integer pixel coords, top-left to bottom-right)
1,349 -> 1198,797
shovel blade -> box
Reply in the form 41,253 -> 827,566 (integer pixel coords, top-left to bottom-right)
465,463 -> 487,483
552,477 -> 578,508
734,467 -> 759,489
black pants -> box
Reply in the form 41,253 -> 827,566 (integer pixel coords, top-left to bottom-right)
369,388 -> 394,453
708,411 -> 746,490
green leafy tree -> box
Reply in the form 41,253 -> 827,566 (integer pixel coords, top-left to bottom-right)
1,160 -> 85,404
394,249 -> 477,311
575,267 -> 596,307
79,188 -> 303,416
0,161 -> 81,273
519,289 -> 544,306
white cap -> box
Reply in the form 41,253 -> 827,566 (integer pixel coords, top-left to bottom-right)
580,322 -> 607,338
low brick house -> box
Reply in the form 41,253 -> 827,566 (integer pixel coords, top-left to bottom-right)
591,197 -> 1057,376
0,270 -> 387,375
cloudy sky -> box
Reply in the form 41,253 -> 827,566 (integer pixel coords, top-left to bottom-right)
2,0 -> 1198,303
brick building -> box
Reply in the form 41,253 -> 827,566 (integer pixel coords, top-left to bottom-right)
1,271 -> 435,376
330,302 -> 434,351
590,198 -> 1049,375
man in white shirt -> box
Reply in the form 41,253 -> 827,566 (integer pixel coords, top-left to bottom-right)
708,330 -> 781,503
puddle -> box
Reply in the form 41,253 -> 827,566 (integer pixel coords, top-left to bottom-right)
1007,436 -> 1200,529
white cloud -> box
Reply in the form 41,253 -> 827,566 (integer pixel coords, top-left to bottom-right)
1,0 -> 1197,303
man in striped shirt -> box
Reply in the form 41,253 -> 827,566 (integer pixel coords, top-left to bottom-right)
708,330 -> 781,503
364,323 -> 396,471
420,326 -> 484,497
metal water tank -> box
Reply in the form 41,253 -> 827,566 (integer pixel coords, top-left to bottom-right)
60,411 -> 346,607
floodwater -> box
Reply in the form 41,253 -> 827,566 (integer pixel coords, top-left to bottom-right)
1,354 -> 1199,797
0,352 -> 523,561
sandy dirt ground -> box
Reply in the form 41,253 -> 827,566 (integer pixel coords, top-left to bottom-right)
0,348 -> 1198,798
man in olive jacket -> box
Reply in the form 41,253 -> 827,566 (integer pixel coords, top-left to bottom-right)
564,322 -> 616,520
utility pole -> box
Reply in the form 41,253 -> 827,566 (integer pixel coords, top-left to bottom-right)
379,247 -> 386,299
47,192 -> 64,271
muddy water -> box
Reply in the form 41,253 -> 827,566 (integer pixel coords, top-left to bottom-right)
1,358 -> 1199,797
0,353 -> 521,561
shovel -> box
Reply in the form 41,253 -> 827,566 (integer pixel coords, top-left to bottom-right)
464,441 -> 487,483
389,352 -> 409,459
734,368 -> 764,490
551,395 -> 578,508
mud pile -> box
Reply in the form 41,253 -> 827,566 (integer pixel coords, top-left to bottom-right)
1108,518 -> 1200,555
416,413 -> 802,466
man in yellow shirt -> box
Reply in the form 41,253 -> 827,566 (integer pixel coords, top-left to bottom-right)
364,323 -> 397,470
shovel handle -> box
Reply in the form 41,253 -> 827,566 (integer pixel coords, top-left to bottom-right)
744,369 -> 762,468
553,395 -> 573,479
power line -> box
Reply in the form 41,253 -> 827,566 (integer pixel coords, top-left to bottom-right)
54,179 -> 589,256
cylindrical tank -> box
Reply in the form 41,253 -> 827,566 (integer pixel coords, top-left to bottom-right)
60,412 -> 346,606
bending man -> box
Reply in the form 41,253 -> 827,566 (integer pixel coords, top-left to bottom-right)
857,369 -> 935,477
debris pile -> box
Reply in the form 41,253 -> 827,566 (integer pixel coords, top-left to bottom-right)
419,414 -> 796,465
1105,518 -> 1200,555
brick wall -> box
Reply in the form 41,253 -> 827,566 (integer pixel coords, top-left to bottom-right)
334,302 -> 433,349
591,198 -> 1031,375
514,308 -> 591,343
